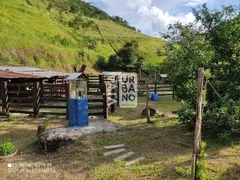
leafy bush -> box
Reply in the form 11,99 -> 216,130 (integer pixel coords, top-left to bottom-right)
0,142 -> 17,156
95,56 -> 107,70
204,99 -> 240,141
177,101 -> 196,129
196,141 -> 208,180
162,5 -> 240,142
87,39 -> 97,50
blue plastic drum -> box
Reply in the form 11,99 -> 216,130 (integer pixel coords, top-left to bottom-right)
151,93 -> 158,101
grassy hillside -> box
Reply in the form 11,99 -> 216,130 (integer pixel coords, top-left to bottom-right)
0,0 -> 166,73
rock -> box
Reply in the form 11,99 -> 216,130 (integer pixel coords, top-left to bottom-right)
38,119 -> 121,152
141,108 -> 158,117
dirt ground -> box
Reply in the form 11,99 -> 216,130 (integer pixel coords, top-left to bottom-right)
0,97 -> 239,180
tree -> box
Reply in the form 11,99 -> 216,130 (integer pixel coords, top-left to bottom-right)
106,41 -> 144,71
162,4 -> 240,139
47,0 -> 70,21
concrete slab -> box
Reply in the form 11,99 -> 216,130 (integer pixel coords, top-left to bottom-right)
126,157 -> 145,166
114,152 -> 135,161
38,119 -> 122,152
103,148 -> 125,156
104,144 -> 125,150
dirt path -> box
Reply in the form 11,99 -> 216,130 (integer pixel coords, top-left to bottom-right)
159,108 -> 178,118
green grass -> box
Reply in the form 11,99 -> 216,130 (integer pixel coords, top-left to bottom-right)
0,97 -> 239,179
0,0 -> 166,73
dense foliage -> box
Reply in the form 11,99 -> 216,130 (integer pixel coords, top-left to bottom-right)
196,141 -> 208,180
46,0 -> 137,31
0,142 -> 17,156
100,41 -> 145,71
162,4 -> 240,140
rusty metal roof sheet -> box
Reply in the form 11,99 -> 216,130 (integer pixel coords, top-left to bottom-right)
0,70 -> 43,79
0,66 -> 70,78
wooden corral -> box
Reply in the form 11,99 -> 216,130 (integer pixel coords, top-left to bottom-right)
0,67 -> 174,120
0,67 -> 109,119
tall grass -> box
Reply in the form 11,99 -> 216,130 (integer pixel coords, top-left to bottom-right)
0,0 -> 166,73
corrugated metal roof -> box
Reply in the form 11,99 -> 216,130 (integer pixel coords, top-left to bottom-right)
0,70 -> 43,79
67,73 -> 83,80
100,71 -> 122,76
0,66 -> 70,78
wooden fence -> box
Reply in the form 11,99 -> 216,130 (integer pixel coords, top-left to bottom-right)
0,80 -> 108,119
0,75 -> 174,119
138,80 -> 175,99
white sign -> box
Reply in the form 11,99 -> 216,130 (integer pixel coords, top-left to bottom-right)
119,73 -> 138,108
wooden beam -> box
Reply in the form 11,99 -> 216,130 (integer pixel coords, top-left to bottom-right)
1,81 -> 8,113
103,83 -> 108,119
33,81 -> 40,118
191,68 -> 204,180
146,80 -> 150,123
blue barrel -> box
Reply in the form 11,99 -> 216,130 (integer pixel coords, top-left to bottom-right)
68,98 -> 77,127
76,98 -> 89,127
151,93 -> 158,101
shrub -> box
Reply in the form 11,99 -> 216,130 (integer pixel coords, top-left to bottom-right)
95,56 -> 107,70
0,142 -> 17,156
87,39 -> 97,50
177,101 -> 196,129
196,141 -> 208,180
204,99 -> 240,140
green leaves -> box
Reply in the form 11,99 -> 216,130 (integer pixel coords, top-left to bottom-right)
106,40 -> 145,71
0,142 -> 17,156
163,4 -> 240,140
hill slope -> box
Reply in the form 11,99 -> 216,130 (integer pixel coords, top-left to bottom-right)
0,0 -> 166,73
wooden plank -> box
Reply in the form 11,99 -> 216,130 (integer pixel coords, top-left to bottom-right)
157,94 -> 173,96
40,105 -> 67,109
41,97 -> 66,102
41,112 -> 66,116
104,144 -> 125,149
41,91 -> 66,95
8,83 -> 33,87
114,152 -> 135,161
10,103 -> 33,108
103,148 -> 125,156
9,110 -> 34,114
8,90 -> 32,94
88,84 -> 104,88
126,157 -> 145,166
88,105 -> 104,109
8,97 -> 33,101
41,84 -> 65,87
87,92 -> 103,95
88,99 -> 104,103
88,76 -> 99,78
88,112 -> 103,116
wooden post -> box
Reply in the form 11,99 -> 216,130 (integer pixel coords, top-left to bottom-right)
103,83 -> 108,119
117,81 -> 120,107
154,69 -> 157,94
87,74 -> 90,91
172,88 -> 175,100
138,68 -> 142,80
146,80 -> 150,123
191,68 -> 204,180
1,81 -> 8,113
33,82 -> 40,118
110,85 -> 116,113
65,83 -> 69,120
99,75 -> 102,84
